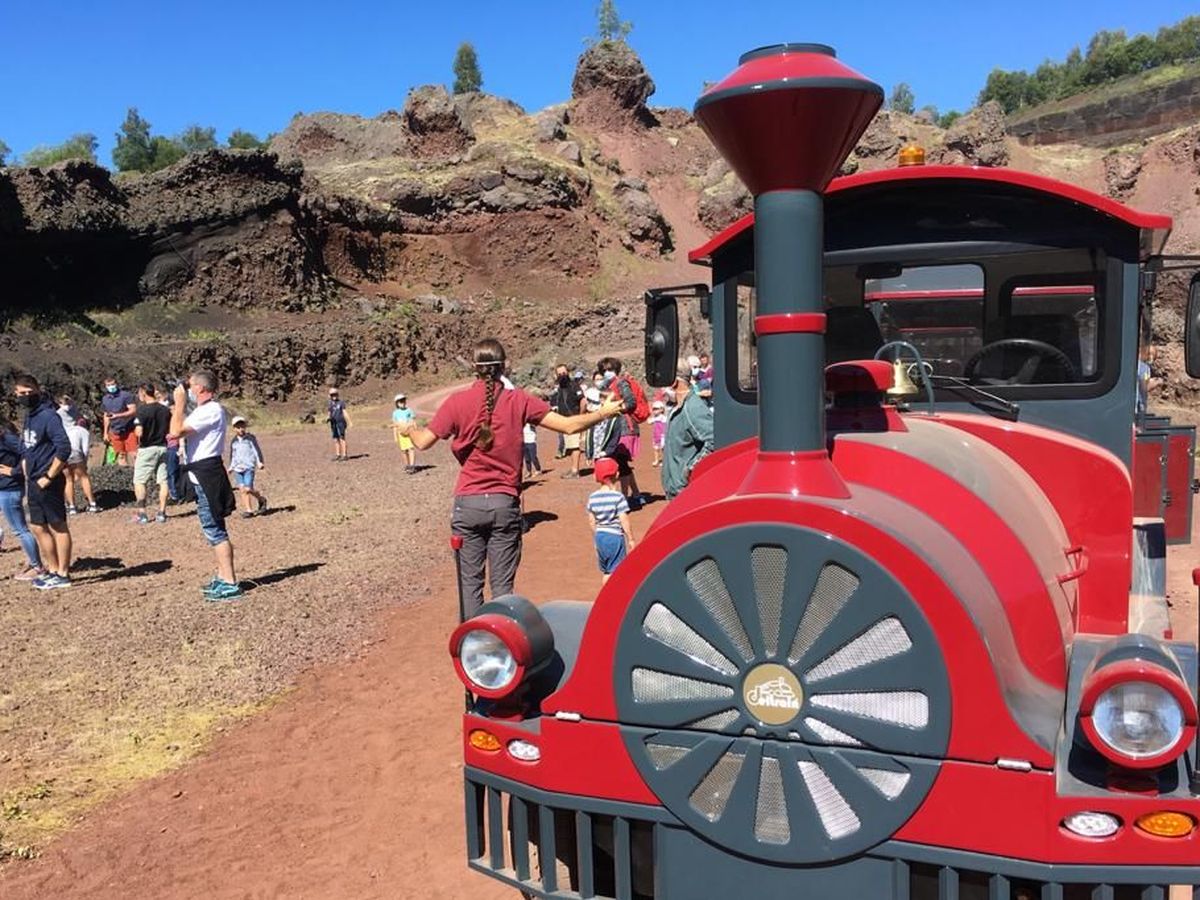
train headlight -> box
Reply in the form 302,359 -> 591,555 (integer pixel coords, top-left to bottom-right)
460,629 -> 518,692
1078,649 -> 1197,770
1091,682 -> 1183,760
449,597 -> 555,701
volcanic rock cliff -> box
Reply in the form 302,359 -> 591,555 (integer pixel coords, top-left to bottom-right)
2,44 -> 1199,414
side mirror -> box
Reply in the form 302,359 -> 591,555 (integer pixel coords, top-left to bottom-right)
644,292 -> 679,388
1187,275 -> 1200,379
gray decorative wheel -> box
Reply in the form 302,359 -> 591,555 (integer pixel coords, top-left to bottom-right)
614,524 -> 950,863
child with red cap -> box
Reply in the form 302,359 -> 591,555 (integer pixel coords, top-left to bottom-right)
586,456 -> 636,584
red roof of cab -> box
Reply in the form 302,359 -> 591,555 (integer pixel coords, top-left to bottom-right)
687,165 -> 1173,264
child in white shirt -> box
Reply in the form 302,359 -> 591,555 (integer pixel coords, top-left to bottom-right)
522,422 -> 542,477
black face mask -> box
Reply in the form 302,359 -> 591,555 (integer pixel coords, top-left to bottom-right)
20,392 -> 40,409
557,375 -> 570,387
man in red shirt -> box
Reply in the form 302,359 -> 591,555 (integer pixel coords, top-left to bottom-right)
403,339 -> 622,613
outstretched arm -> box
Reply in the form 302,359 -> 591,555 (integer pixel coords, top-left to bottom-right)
539,396 -> 623,435
405,425 -> 439,451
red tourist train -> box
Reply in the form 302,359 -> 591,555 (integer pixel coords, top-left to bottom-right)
448,43 -> 1200,898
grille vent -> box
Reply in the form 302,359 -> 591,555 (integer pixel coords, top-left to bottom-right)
689,751 -> 745,821
616,524 -> 950,864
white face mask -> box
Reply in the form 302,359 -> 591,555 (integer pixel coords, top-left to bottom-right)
187,389 -> 198,405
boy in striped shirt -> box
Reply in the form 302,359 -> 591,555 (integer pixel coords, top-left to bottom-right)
586,456 -> 636,584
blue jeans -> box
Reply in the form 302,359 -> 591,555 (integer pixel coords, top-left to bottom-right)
0,488 -> 41,568
193,480 -> 229,546
165,446 -> 181,500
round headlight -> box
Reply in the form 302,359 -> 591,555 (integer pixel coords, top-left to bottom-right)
460,629 -> 517,691
1091,681 -> 1184,760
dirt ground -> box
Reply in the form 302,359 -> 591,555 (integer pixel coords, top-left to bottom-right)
0,391 -> 1197,898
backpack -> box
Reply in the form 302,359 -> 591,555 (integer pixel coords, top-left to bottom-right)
619,375 -> 651,424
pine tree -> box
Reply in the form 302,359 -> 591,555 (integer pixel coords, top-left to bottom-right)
452,42 -> 483,94
889,83 -> 915,114
595,0 -> 632,44
0,138 -> 9,166
112,108 -> 156,172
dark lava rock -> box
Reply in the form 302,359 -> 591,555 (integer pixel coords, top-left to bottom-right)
570,42 -> 655,128
0,160 -> 127,234
402,85 -> 474,157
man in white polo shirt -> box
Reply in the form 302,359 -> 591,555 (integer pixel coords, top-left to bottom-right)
169,369 -> 240,601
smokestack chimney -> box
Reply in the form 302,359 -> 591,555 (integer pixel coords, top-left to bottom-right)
694,44 -> 881,496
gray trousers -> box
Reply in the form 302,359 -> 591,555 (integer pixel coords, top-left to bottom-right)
451,493 -> 523,616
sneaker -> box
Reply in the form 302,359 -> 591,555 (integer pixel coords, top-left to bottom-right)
240,511 -> 253,519
35,573 -> 71,591
203,579 -> 243,602
15,566 -> 46,582
134,512 -> 149,525
155,512 -> 167,524
202,576 -> 221,591
66,505 -> 77,516
87,504 -> 99,514
258,495 -> 268,513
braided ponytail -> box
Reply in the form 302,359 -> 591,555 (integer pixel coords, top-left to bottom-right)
472,338 -> 506,452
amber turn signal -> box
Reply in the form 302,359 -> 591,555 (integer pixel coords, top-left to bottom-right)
468,729 -> 502,752
1135,811 -> 1195,838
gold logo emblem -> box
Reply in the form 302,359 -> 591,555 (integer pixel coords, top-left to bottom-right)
743,663 -> 803,725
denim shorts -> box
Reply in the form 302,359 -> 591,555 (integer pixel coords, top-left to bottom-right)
594,531 -> 627,574
194,480 -> 229,546
233,469 -> 255,489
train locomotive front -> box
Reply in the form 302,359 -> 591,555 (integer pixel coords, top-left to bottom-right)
449,44 -> 1200,898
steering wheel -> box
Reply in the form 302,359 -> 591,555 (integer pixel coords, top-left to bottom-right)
963,338 -> 1078,385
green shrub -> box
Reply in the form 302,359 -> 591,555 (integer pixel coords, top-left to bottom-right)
22,134 -> 98,168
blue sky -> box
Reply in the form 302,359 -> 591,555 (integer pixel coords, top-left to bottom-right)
0,0 -> 1195,165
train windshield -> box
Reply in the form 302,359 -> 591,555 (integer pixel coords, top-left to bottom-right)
735,247 -> 1106,394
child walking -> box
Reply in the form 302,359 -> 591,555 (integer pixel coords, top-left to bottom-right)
228,416 -> 268,518
522,421 -> 542,477
650,399 -> 667,467
586,456 -> 636,584
391,393 -> 417,474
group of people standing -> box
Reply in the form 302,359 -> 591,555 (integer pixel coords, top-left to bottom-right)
3,370 -> 265,601
397,338 -> 716,615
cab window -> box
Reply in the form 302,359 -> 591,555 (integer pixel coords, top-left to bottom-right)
730,247 -> 1108,395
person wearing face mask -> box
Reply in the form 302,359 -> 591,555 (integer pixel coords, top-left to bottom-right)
14,374 -> 73,590
595,356 -> 648,509
552,365 -> 585,478
100,377 -> 138,466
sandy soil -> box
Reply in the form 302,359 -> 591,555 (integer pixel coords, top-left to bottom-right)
0,387 -> 664,899
0,391 -> 1196,898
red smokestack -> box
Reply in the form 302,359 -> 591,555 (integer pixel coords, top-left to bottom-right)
694,44 -> 881,495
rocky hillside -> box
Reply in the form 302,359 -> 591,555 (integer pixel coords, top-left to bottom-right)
2,42 -> 1199,413
1009,62 -> 1200,146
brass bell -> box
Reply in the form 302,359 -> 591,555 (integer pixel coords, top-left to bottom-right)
886,359 -> 919,399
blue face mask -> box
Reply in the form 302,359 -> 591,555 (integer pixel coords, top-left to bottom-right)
602,370 -> 616,386
106,385 -> 118,394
